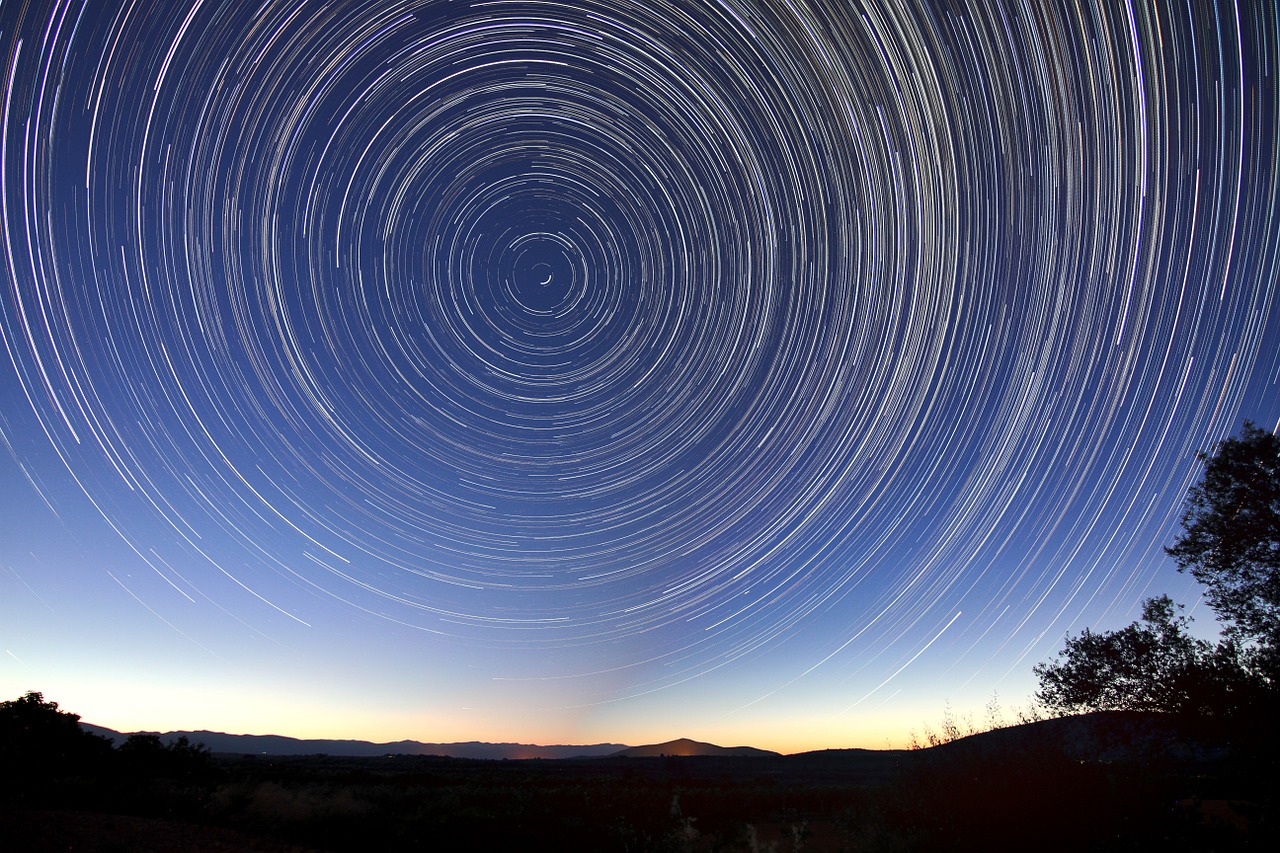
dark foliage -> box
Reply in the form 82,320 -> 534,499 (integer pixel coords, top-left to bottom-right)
1036,422 -> 1280,720
0,691 -> 219,824
1167,421 -> 1280,662
1033,596 -> 1265,717
0,691 -> 113,800
119,732 -> 212,777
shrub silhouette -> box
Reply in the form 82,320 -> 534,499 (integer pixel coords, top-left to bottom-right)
0,691 -> 112,800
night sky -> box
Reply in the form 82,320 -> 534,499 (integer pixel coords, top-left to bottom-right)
1,0 -> 1277,753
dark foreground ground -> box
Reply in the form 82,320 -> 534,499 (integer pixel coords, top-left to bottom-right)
3,712 -> 1276,852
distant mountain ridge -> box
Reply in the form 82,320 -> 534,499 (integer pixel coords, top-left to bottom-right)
609,737 -> 780,758
80,724 -> 791,760
81,724 -> 627,760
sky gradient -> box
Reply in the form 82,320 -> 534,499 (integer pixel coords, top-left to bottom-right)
1,0 -> 1278,754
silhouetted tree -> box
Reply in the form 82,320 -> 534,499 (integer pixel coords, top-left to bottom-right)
0,691 -> 112,798
1033,596 -> 1256,715
1166,421 -> 1280,675
1035,422 -> 1279,717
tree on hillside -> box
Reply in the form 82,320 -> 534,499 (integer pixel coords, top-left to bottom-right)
1035,422 -> 1279,717
0,691 -> 112,793
0,691 -> 108,757
1033,596 -> 1264,716
1166,421 -> 1280,667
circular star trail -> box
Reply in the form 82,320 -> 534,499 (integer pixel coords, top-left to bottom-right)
1,1 -> 1277,704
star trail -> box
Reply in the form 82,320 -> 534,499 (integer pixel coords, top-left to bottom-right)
1,1 -> 1277,749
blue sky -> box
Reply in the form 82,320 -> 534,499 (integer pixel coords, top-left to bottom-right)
2,0 -> 1278,753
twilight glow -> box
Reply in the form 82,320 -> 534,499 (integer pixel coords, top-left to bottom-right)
1,0 -> 1277,753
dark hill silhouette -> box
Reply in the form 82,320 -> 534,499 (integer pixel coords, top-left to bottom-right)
608,737 -> 780,758
919,709 -> 1201,763
779,747 -> 910,785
